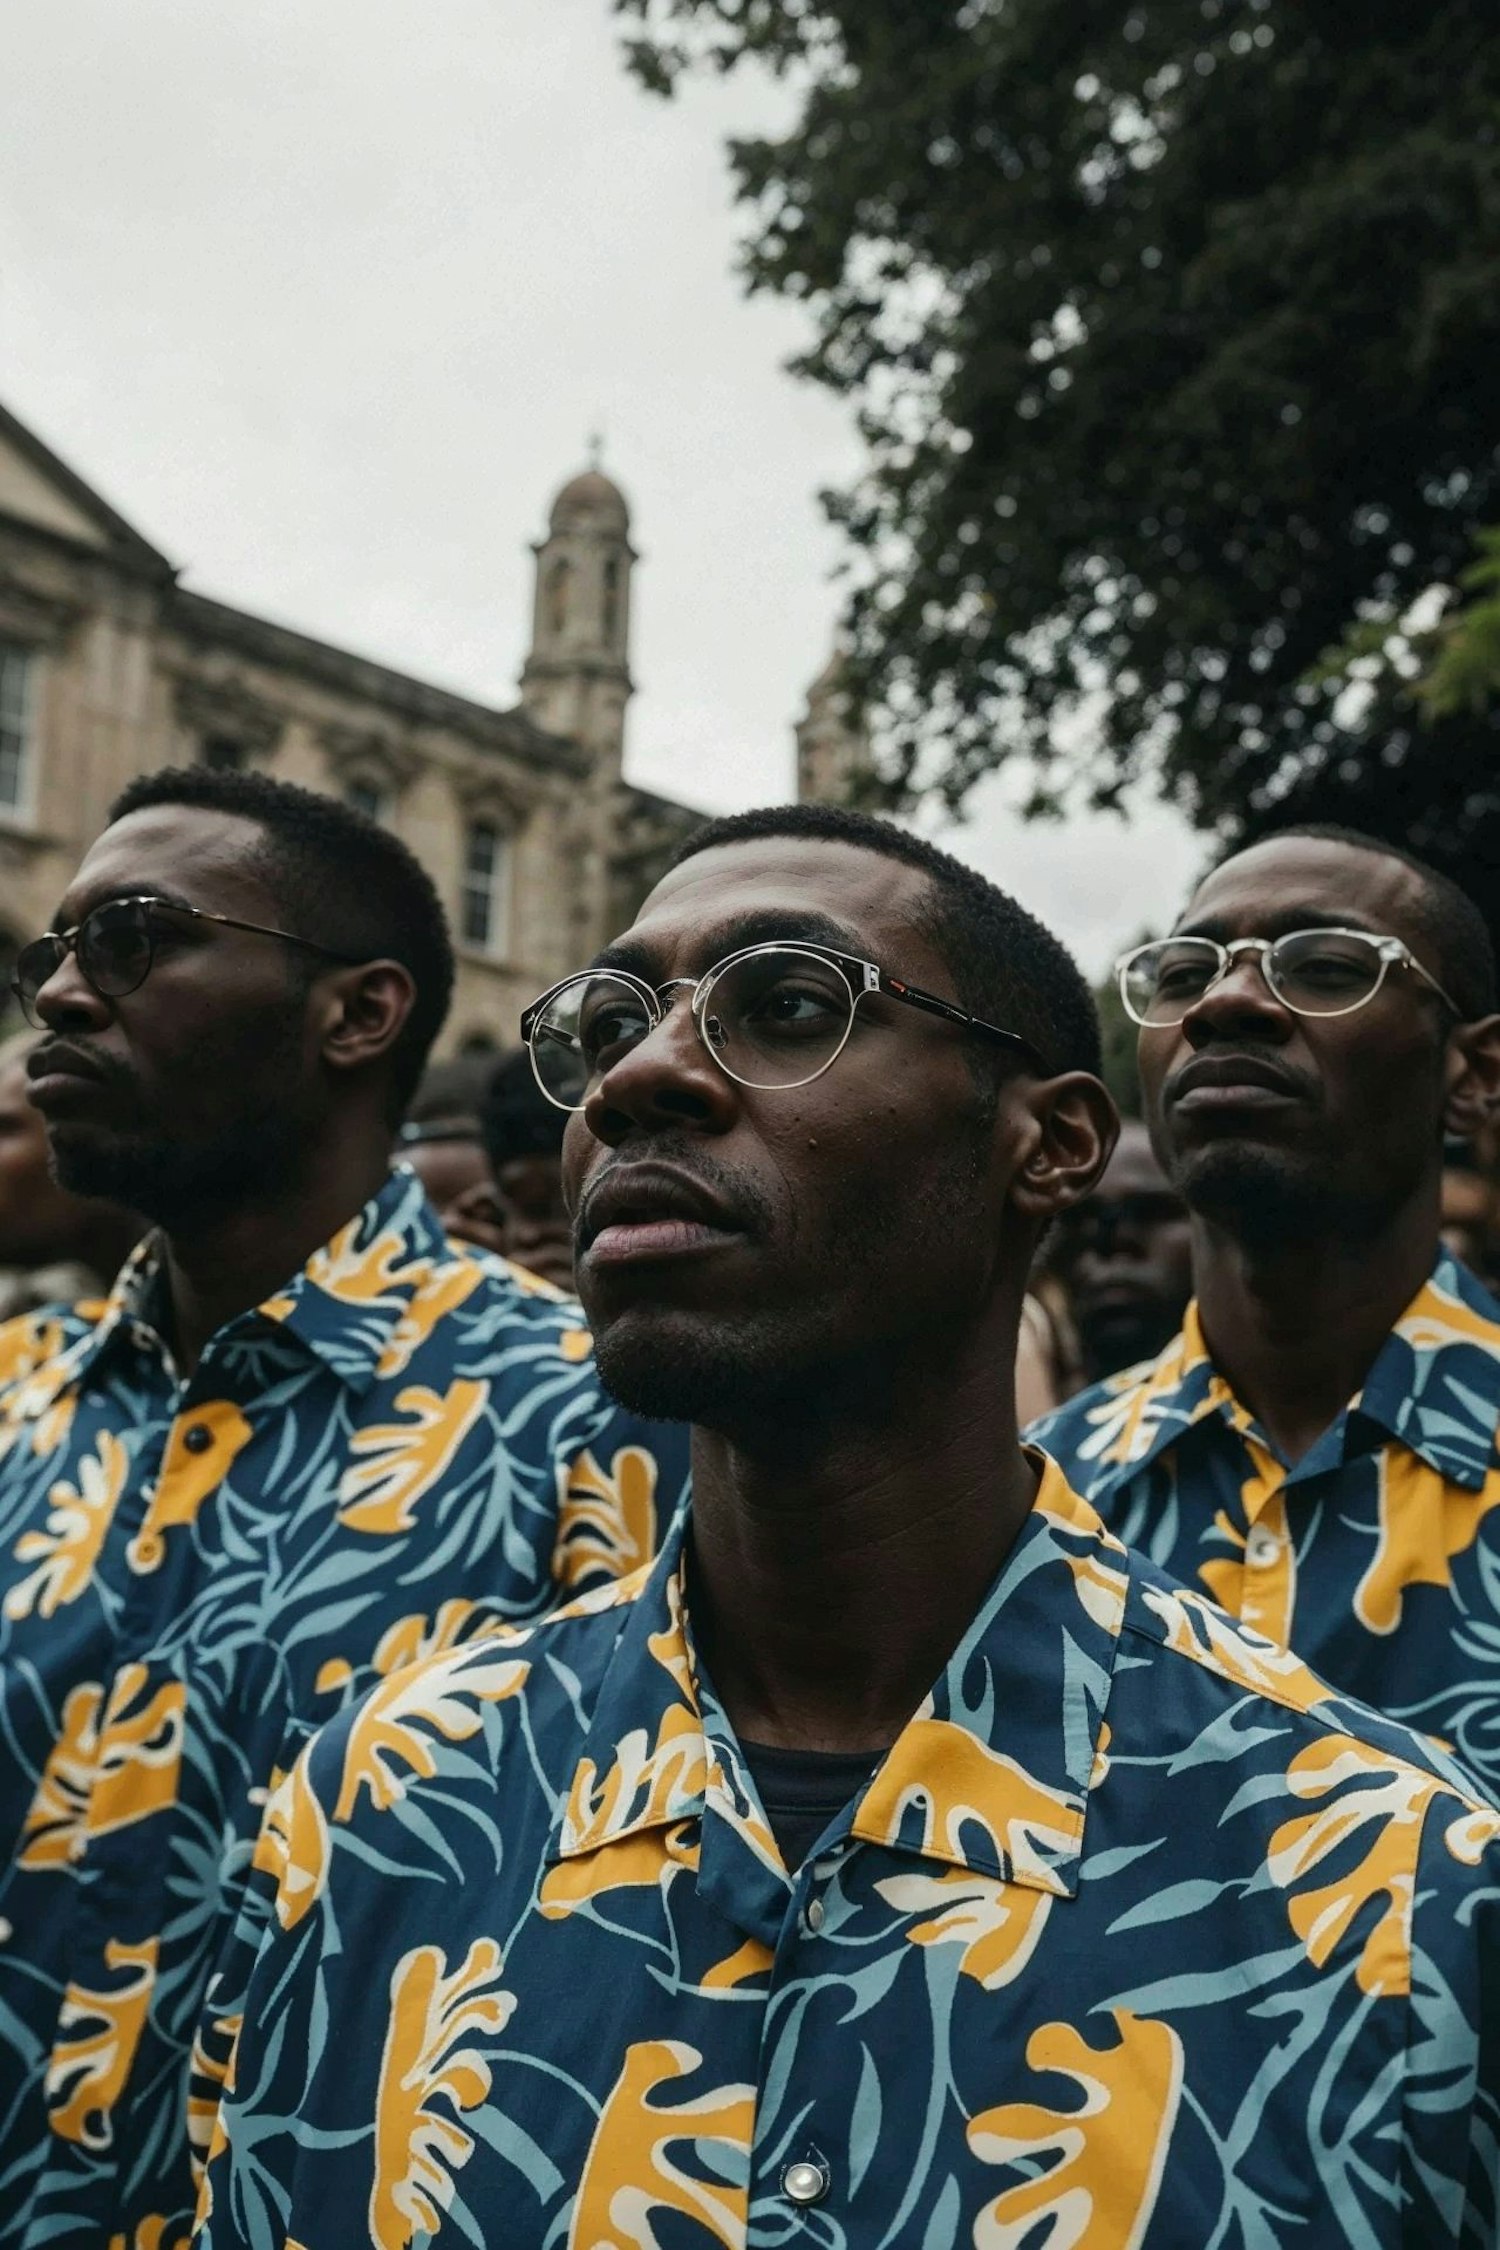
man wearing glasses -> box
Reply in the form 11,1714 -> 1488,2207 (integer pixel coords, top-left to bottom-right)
1034,825 -> 1500,1795
198,805 -> 1499,2248
0,766 -> 686,2250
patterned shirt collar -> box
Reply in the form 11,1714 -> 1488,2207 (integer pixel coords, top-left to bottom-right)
549,1453 -> 1128,1905
1074,1248 -> 1500,1496
22,1168 -> 464,1411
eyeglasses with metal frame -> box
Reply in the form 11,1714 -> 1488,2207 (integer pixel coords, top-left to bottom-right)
520,939 -> 1048,1112
1115,926 -> 1462,1030
12,894 -> 363,1028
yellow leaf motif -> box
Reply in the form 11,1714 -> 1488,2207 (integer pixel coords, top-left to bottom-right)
47,1937 -> 159,2150
128,1402 -> 253,1573
337,1380 -> 489,1536
554,1445 -> 660,1590
375,1259 -> 485,1380
567,2040 -> 754,2250
19,1680 -> 103,1867
1267,1735 -> 1444,1996
969,2011 -> 1184,2250
300,1219 -> 430,1305
370,1938 -> 516,2250
252,1754 -> 331,1932
540,1820 -> 700,1920
555,1702 -> 708,1859
87,1665 -> 186,1839
1354,1452 -> 1500,1636
108,2218 -> 192,2250
856,1720 -> 1081,1892
333,1643 -> 531,1824
875,1866 -> 1054,1991
6,1429 -> 129,1620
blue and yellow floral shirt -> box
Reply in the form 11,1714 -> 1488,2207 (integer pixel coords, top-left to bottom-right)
0,1167 -> 689,2250
1033,1250 -> 1500,1795
196,1460 -> 1500,2249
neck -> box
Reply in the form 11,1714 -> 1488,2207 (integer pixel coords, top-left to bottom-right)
686,1303 -> 1037,1756
158,1133 -> 392,1374
1191,1188 -> 1439,1463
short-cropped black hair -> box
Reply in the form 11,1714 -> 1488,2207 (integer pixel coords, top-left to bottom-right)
665,802 -> 1101,1079
108,765 -> 455,1109
480,1049 -> 566,1172
1231,824 -> 1497,1022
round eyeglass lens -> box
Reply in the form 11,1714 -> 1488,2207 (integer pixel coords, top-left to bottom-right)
698,947 -> 856,1090
1265,929 -> 1384,1016
529,972 -> 655,1110
13,937 -> 67,1026
77,900 -> 157,997
1122,938 -> 1224,1025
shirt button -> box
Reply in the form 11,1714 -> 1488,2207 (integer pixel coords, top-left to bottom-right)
1245,1525 -> 1282,1570
182,1423 -> 213,1454
804,1897 -> 825,1933
782,2160 -> 830,2207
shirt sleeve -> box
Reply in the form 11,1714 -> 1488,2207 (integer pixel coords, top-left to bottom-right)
192,1724 -> 351,2249
1401,1799 -> 1500,2244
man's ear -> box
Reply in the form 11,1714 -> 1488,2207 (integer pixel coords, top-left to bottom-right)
316,961 -> 417,1080
1008,1073 -> 1120,1225
1444,1015 -> 1500,1142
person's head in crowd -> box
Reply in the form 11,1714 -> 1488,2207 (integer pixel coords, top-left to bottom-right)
1121,826 -> 1500,1274
1440,1150 -> 1498,1281
530,800 -> 1116,1442
395,1054 -> 497,1224
474,1047 -> 572,1287
18,766 -> 453,1306
1051,1118 -> 1192,1381
0,1027 -> 141,1293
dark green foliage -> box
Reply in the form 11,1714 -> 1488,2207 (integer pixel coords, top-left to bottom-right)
616,0 -> 1500,925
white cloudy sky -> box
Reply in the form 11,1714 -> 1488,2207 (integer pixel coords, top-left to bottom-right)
1,0 -> 1206,975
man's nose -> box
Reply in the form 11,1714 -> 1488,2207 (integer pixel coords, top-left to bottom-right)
1179,952 -> 1293,1048
31,949 -> 109,1032
583,996 -> 737,1145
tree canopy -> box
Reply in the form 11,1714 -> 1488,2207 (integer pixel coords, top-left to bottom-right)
617,0 -> 1500,922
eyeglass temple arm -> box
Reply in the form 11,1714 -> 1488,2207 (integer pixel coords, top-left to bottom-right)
877,972 -> 1046,1064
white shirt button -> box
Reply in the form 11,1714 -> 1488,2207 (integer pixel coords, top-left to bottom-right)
1245,1525 -> 1282,1570
804,1897 -> 825,1933
782,2160 -> 830,2206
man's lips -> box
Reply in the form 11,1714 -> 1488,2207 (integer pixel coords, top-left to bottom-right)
25,1042 -> 113,1111
1166,1053 -> 1308,1111
578,1163 -> 746,1267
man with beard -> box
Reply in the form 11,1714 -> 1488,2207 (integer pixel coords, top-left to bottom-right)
1034,827 -> 1500,1792
1048,1120 -> 1192,1383
198,806 -> 1499,2250
0,766 -> 686,2250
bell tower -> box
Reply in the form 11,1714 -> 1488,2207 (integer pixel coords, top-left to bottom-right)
795,644 -> 873,804
519,451 -> 635,781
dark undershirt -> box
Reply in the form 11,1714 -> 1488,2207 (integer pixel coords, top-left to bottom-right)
739,1739 -> 881,1873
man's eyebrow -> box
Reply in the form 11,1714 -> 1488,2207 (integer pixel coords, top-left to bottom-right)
589,907 -> 866,979
1174,905 -> 1384,941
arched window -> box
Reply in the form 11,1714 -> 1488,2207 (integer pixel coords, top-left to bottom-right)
344,777 -> 385,824
601,556 -> 620,645
462,820 -> 510,954
545,558 -> 572,638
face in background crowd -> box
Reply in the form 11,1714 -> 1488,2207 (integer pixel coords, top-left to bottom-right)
22,790 -> 427,1250
1052,1119 -> 1192,1382
1136,834 -> 1500,1255
479,1048 -> 572,1289
557,833 -> 1115,1439
0,1029 -> 140,1285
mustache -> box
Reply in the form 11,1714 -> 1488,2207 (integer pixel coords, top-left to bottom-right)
573,1140 -> 775,1248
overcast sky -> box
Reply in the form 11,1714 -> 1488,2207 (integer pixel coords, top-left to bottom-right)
1,0 -> 1206,976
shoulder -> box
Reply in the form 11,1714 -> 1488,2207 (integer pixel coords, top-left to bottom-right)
1123,1550 -> 1500,1810
1027,1360 -> 1158,1460
0,1300 -> 98,1407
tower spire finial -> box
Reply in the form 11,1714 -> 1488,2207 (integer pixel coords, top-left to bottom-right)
587,426 -> 604,470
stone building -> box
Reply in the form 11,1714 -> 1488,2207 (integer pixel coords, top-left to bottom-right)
0,400 -> 714,1054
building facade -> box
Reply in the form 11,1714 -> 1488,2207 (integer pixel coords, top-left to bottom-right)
0,403 -> 715,1054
